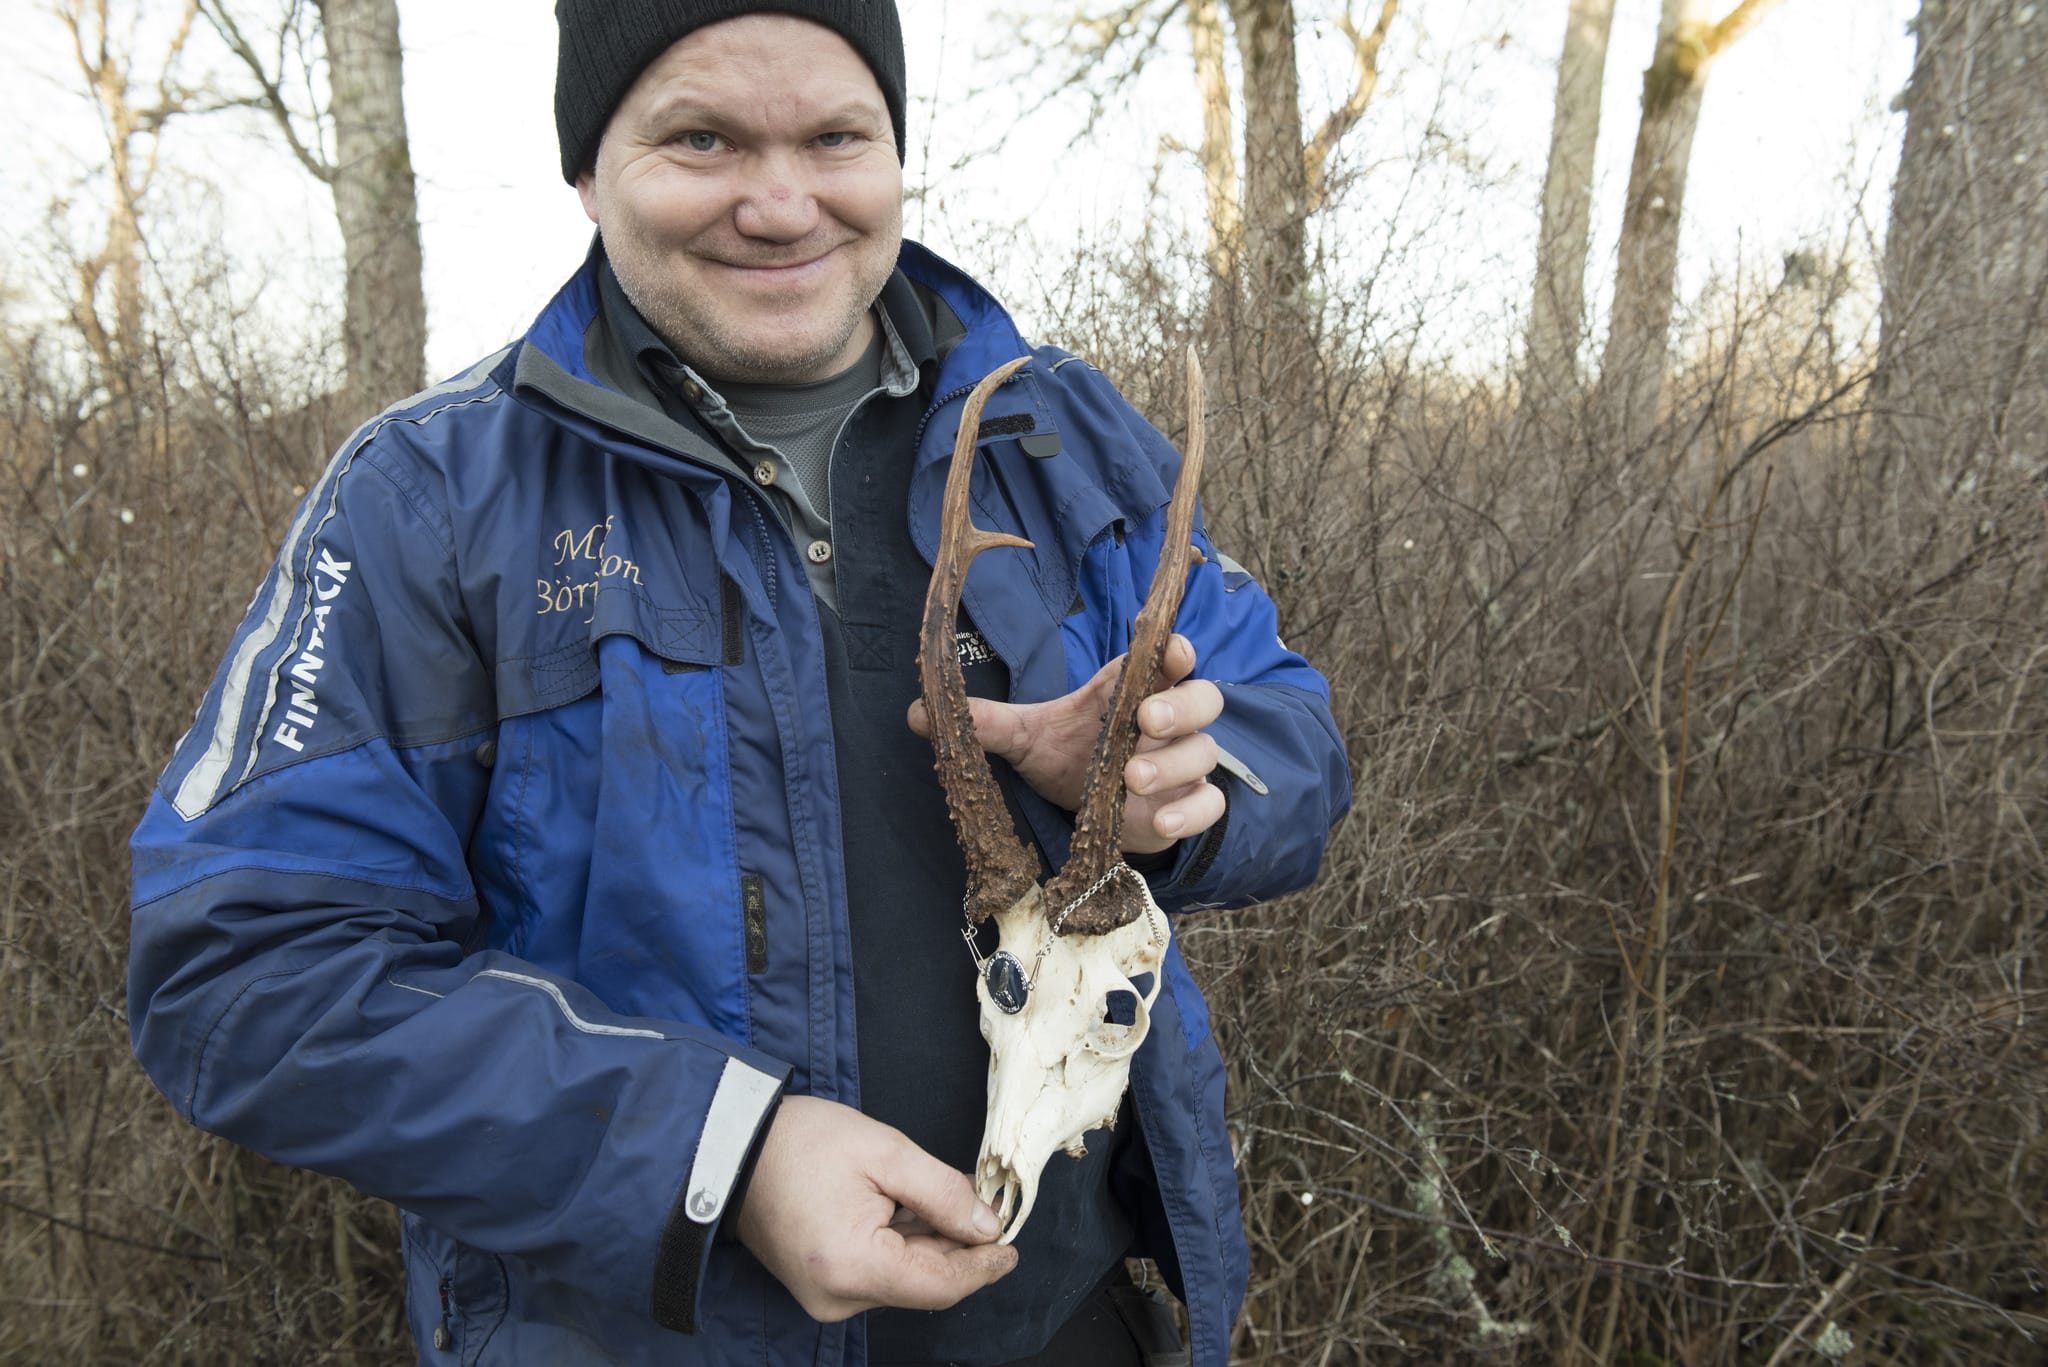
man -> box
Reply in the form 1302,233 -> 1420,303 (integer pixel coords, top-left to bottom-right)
127,3 -> 1351,1363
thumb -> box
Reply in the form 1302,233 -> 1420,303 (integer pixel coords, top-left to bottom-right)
905,694 -> 1037,764
871,1141 -> 1004,1246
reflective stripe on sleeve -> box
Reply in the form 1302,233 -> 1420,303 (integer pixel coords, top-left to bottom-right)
474,969 -> 667,1039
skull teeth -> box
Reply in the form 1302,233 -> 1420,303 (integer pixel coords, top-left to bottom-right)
976,1156 -> 1033,1246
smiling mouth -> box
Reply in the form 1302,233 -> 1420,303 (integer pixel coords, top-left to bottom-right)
712,246 -> 842,278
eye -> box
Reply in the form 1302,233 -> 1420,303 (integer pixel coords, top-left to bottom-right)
814,131 -> 855,150
676,131 -> 723,153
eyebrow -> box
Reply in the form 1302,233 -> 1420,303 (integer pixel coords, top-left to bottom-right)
634,94 -> 887,133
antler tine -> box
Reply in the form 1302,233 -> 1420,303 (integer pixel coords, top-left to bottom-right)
1044,347 -> 1208,934
920,356 -> 1041,924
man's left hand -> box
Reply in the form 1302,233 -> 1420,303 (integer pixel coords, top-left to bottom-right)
907,633 -> 1224,855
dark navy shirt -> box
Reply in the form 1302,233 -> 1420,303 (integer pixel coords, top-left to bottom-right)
594,265 -> 1133,1364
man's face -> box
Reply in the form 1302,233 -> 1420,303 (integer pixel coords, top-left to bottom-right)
577,15 -> 902,385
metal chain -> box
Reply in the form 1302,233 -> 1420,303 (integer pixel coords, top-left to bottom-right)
1050,863 -> 1137,936
958,897 -> 991,971
961,862 -> 1167,988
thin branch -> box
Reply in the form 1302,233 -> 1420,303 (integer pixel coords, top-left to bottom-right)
1011,0 -> 1185,139
1304,0 -> 1399,209
1706,0 -> 1789,59
0,1196 -> 225,1265
196,0 -> 334,182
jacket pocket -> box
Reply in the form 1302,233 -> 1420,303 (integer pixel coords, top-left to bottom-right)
471,596 -> 750,1040
403,1214 -> 509,1366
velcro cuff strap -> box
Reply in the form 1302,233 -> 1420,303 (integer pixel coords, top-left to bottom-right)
651,1057 -> 784,1334
686,1059 -> 783,1225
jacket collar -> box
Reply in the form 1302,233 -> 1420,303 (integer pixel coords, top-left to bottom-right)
503,242 -> 1064,479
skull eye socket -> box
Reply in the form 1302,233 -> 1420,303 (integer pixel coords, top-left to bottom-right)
1088,988 -> 1150,1059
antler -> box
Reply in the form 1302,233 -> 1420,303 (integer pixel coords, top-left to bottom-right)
1042,347 -> 1207,933
919,356 -> 1041,924
919,349 -> 1208,935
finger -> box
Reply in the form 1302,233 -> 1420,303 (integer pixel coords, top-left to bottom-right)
1127,778 -> 1226,846
861,1233 -> 1019,1312
870,1140 -> 1006,1247
1126,732 -> 1220,796
889,1207 -> 939,1238
1138,677 -> 1224,739
907,692 -> 1078,766
789,1235 -> 1015,1321
1150,633 -> 1198,689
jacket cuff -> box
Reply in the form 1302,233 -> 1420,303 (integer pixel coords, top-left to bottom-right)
1173,787 -> 1231,889
1137,774 -> 1232,900
650,1057 -> 785,1334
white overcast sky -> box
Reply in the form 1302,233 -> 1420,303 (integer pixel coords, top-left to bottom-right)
0,1 -> 1918,377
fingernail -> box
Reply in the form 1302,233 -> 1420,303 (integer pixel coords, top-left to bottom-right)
1159,811 -> 1185,835
973,1205 -> 1000,1237
1131,759 -> 1157,791
1149,701 -> 1174,731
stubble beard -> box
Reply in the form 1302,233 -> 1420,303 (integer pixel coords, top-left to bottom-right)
612,230 -> 899,386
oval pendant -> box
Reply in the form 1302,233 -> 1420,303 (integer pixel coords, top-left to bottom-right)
984,951 -> 1030,1014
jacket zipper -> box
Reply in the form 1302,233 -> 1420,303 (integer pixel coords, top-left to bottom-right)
434,1277 -> 454,1352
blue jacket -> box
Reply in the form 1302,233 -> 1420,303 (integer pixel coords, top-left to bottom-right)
129,242 -> 1352,1365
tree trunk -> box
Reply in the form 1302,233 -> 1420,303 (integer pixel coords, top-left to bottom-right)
1598,0 -> 1712,440
1878,0 -> 2048,474
317,0 -> 427,405
1599,0 -> 1785,441
1230,0 -> 1310,307
61,0 -> 199,367
1525,0 -> 1617,409
1190,0 -> 1241,285
103,104 -> 146,354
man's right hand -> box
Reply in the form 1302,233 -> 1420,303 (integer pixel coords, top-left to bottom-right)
733,1095 -> 1018,1321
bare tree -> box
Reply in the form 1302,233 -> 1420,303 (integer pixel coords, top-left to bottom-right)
1189,0 -> 1240,281
1225,0 -> 1397,305
1524,0 -> 1617,410
1598,0 -> 1788,440
201,0 -> 426,407
1229,0 -> 1312,306
1879,0 -> 2047,473
55,0 -> 203,370
1019,2 -> 1395,307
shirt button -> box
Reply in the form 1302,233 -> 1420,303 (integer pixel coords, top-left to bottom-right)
682,380 -> 704,403
753,461 -> 776,487
807,540 -> 833,565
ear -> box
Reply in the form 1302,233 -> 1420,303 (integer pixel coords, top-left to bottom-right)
576,170 -> 600,226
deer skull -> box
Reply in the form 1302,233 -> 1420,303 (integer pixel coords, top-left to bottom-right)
968,876 -> 1168,1237
918,349 -> 1206,1244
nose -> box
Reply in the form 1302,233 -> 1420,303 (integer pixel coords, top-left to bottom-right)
732,151 -> 820,243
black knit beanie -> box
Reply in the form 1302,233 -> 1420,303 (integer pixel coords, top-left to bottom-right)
555,0 -> 907,182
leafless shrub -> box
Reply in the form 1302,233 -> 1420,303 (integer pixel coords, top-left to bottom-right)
1059,230 -> 2046,1361
0,267 -> 409,1361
